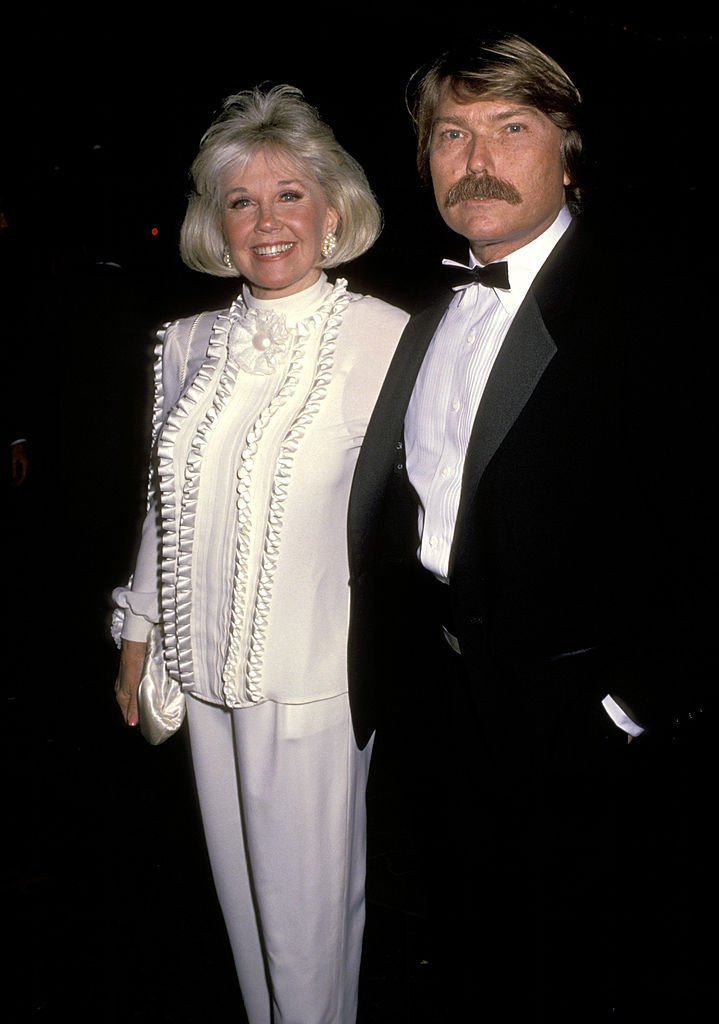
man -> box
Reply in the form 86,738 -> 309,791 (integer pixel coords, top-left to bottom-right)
349,34 -> 712,1021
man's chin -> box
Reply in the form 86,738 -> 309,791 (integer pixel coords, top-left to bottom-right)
443,211 -> 503,241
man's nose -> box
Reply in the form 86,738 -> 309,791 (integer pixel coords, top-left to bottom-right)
466,135 -> 494,176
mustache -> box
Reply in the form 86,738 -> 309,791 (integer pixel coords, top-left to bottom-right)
445,174 -> 522,207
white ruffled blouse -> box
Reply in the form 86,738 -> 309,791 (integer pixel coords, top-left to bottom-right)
113,273 -> 408,708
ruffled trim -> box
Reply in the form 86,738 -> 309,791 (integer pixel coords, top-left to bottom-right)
222,280 -> 351,704
155,277 -> 351,706
155,312 -> 233,687
111,583 -> 159,646
111,606 -> 125,649
111,324 -> 171,646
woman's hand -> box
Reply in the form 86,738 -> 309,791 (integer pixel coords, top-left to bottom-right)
115,639 -> 147,728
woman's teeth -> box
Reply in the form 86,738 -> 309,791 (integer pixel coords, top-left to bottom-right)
253,243 -> 295,255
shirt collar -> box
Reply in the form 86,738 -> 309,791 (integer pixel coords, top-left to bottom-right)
462,206 -> 573,314
241,271 -> 333,324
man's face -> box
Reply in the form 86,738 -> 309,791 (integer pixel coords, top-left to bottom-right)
429,84 -> 570,262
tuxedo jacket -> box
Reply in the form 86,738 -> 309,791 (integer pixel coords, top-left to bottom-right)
347,217 -> 710,751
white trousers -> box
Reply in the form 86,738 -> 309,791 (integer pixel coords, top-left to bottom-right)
185,692 -> 373,1024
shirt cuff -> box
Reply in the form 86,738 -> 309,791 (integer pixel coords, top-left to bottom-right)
601,694 -> 645,737
111,585 -> 158,646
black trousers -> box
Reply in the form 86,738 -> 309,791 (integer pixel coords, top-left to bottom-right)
370,600 -> 633,1021
370,614 -> 718,1021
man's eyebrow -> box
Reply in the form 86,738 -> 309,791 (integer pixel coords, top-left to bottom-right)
432,105 -> 541,128
432,113 -> 470,128
486,105 -> 541,121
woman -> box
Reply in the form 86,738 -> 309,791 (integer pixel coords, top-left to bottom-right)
112,85 -> 408,1024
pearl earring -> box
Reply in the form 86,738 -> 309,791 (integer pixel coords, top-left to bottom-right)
321,231 -> 337,259
223,248 -> 234,269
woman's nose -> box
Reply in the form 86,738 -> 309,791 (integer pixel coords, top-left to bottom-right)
256,204 -> 279,231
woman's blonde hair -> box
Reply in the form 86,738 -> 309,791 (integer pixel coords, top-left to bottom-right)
180,84 -> 383,276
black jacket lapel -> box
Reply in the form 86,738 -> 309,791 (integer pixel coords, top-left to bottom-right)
450,291 -> 557,575
349,298 -> 449,566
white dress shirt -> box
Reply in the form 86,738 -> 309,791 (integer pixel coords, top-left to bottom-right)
406,206 -> 572,580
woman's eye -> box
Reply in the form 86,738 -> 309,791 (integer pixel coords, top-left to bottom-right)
229,197 -> 252,209
279,191 -> 303,202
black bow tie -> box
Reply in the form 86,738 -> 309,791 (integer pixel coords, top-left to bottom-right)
446,261 -> 510,291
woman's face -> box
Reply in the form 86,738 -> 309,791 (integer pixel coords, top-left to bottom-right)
221,149 -> 338,299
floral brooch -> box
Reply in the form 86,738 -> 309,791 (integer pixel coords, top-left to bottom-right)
228,308 -> 292,375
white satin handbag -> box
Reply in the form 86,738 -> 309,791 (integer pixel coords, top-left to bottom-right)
137,624 -> 186,745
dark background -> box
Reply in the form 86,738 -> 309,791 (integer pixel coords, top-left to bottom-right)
5,2 -> 717,315
3,5 -> 717,1021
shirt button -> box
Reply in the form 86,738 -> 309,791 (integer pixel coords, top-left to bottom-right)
441,465 -> 453,478
452,399 -> 461,412
429,535 -> 439,548
466,331 -> 476,345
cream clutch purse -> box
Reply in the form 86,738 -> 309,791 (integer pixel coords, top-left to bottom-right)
137,625 -> 186,745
